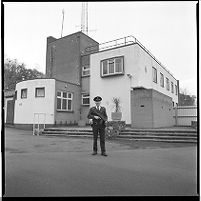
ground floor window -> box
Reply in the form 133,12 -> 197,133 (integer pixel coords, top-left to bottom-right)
57,91 -> 73,111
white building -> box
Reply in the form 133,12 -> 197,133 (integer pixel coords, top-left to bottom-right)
89,36 -> 179,127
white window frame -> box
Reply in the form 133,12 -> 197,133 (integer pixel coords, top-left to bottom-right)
57,91 -> 73,111
160,73 -> 164,87
166,78 -> 170,91
35,87 -> 45,97
101,56 -> 124,77
171,82 -> 174,93
82,65 -> 90,76
21,88 -> 27,99
152,67 -> 157,83
82,94 -> 90,105
175,85 -> 178,95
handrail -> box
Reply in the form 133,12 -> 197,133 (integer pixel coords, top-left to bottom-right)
85,35 -> 174,77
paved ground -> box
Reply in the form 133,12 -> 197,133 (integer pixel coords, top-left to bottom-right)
3,127 -> 198,197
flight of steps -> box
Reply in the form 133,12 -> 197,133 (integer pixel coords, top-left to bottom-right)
41,127 -> 197,143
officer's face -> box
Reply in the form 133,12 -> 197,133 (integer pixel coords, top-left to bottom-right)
95,101 -> 101,107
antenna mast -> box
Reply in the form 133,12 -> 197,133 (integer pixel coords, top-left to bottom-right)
81,2 -> 88,35
61,9 -> 65,38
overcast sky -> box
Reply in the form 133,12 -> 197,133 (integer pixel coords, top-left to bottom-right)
4,1 -> 197,96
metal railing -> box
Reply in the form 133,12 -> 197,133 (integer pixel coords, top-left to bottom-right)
85,35 -> 174,77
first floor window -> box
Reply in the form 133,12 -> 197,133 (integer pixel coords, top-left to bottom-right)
152,67 -> 157,83
82,65 -> 90,76
57,91 -> 73,111
35,87 -> 45,97
101,56 -> 124,77
171,82 -> 174,93
82,94 -> 90,105
160,73 -> 164,87
21,88 -> 27,99
175,85 -> 178,95
166,77 -> 170,91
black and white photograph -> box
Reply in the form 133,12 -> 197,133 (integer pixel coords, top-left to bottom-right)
3,1 -> 198,198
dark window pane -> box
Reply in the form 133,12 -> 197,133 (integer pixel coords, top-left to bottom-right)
62,99 -> 67,109
57,98 -> 61,109
68,100 -> 72,110
63,92 -> 67,98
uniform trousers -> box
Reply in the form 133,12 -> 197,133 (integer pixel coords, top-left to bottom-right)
92,125 -> 106,153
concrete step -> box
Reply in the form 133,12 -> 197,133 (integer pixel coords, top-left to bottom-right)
120,132 -> 197,137
42,133 -> 197,143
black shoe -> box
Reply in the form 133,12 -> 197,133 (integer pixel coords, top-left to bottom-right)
92,152 -> 97,155
101,152 -> 107,156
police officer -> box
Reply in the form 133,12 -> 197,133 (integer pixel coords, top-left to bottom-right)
87,96 -> 108,156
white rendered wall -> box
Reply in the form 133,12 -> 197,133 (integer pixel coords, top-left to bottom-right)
14,79 -> 55,124
90,45 -> 138,124
135,45 -> 178,103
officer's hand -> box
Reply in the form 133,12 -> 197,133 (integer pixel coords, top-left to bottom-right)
89,119 -> 93,124
94,116 -> 100,119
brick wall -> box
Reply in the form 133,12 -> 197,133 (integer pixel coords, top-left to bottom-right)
131,88 -> 174,128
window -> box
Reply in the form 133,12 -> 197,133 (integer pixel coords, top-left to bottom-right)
160,73 -> 164,87
175,85 -> 178,95
57,91 -> 73,111
82,66 -> 90,76
82,94 -> 90,105
152,67 -> 157,83
101,56 -> 124,77
21,88 -> 27,99
166,78 -> 170,91
35,87 -> 45,97
171,82 -> 174,93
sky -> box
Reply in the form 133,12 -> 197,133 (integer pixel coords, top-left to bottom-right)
4,1 -> 198,96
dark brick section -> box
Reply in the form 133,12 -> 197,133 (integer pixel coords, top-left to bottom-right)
131,88 -> 174,128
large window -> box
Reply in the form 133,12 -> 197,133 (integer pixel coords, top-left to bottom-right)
160,73 -> 164,87
82,66 -> 90,76
101,56 -> 124,77
171,82 -> 174,93
152,67 -> 157,83
166,78 -> 170,91
82,94 -> 90,105
35,87 -> 45,97
57,91 -> 73,111
21,88 -> 27,99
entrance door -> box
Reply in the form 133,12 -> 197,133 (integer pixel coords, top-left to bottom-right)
6,100 -> 14,124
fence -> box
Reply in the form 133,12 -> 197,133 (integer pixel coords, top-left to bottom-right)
173,106 -> 197,127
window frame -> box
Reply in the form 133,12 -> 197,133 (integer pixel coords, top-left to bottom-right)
166,77 -> 170,91
171,82 -> 174,93
82,65 -> 90,77
35,87 -> 45,98
160,72 -> 164,87
100,56 -> 124,77
152,67 -> 157,83
57,91 -> 73,112
21,88 -> 27,99
82,94 -> 90,106
175,85 -> 178,95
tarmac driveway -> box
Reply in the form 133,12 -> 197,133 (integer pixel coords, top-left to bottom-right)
3,127 -> 198,197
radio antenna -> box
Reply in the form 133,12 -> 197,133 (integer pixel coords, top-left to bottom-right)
61,9 -> 65,38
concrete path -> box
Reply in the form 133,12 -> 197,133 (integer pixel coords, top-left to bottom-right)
4,127 -> 198,197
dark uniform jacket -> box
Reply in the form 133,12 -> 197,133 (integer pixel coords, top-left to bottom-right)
87,106 -> 108,128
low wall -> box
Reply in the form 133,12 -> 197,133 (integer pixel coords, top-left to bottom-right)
173,106 -> 197,127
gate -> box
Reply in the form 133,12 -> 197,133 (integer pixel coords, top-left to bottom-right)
33,113 -> 46,135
